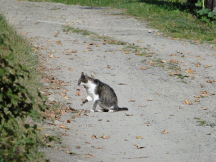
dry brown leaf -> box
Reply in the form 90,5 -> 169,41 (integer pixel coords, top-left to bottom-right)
64,49 -> 78,55
201,107 -> 208,110
183,99 -> 193,105
147,99 -> 153,101
195,63 -> 201,67
129,99 -> 136,102
56,40 -> 62,46
161,129 -> 169,134
185,68 -> 194,74
91,135 -> 97,139
194,99 -> 200,103
204,65 -> 212,68
200,91 -> 208,97
84,153 -> 95,158
125,113 -> 133,116
207,80 -> 216,83
67,120 -> 71,123
169,59 -> 179,64
139,66 -> 149,70
91,146 -> 103,149
75,91 -> 81,96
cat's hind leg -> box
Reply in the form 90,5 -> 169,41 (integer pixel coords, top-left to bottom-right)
91,100 -> 100,112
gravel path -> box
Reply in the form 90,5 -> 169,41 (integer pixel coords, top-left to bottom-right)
1,0 -> 216,162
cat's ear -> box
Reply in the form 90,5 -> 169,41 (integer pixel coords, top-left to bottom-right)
81,72 -> 84,77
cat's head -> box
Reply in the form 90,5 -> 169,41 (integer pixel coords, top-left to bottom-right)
78,72 -> 93,86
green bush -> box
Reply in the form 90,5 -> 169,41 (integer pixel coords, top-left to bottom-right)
0,15 -> 46,161
0,56 -> 34,120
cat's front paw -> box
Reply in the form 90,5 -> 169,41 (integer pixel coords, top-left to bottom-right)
108,109 -> 115,112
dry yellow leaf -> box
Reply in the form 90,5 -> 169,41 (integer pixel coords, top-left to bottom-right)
100,135 -> 110,139
136,136 -> 143,139
59,125 -> 69,130
183,99 -> 192,105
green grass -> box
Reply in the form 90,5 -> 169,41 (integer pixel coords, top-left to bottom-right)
63,25 -> 127,45
29,0 -> 216,44
0,15 -> 46,161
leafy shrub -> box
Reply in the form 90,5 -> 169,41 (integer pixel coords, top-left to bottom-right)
0,15 -> 46,161
0,118 -> 44,161
194,0 -> 216,22
196,8 -> 216,22
0,56 -> 34,121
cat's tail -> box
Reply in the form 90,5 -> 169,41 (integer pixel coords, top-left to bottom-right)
115,106 -> 128,111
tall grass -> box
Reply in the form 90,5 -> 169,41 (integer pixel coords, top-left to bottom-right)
30,0 -> 216,44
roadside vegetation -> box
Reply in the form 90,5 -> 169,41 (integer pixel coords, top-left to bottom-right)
0,15 -> 46,161
29,0 -> 216,44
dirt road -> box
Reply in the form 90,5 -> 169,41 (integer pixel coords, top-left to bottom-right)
1,0 -> 216,161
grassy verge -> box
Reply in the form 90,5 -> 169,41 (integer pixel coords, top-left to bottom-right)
29,0 -> 216,44
0,15 -> 46,161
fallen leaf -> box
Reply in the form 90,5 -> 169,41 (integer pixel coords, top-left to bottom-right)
134,144 -> 145,149
201,107 -> 208,110
185,68 -> 194,74
161,129 -> 169,134
67,120 -> 71,123
129,99 -> 136,102
207,80 -> 216,83
64,49 -> 78,55
169,59 -> 179,64
183,99 -> 193,105
100,135 -> 110,139
91,146 -> 103,149
75,90 -> 81,96
200,91 -> 208,97
84,153 -> 95,158
204,65 -> 212,68
56,40 -> 62,46
139,66 -> 149,70
59,125 -> 69,130
194,63 -> 201,67
136,136 -> 143,139
194,99 -> 200,102
91,135 -> 97,139
147,99 -> 153,101
125,113 -> 133,116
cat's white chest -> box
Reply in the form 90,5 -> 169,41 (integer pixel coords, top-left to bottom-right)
86,81 -> 99,102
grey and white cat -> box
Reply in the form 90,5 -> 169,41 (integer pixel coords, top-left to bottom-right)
78,72 -> 128,112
